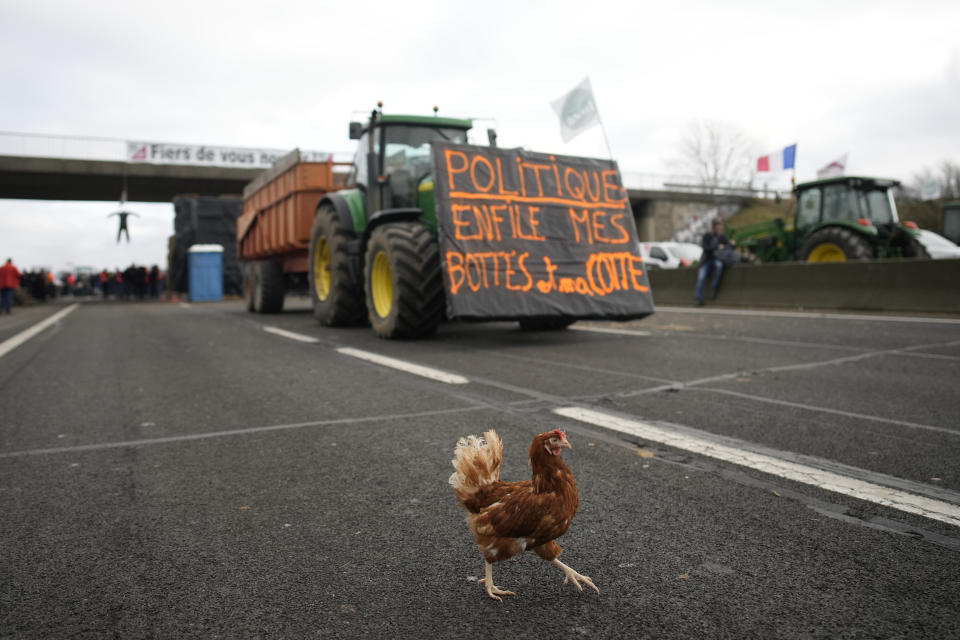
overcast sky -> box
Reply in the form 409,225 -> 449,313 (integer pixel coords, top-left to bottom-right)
1,0 -> 958,273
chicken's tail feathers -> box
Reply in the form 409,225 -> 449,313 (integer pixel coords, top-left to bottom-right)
448,430 -> 502,500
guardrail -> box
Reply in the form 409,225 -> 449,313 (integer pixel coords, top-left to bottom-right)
647,258 -> 960,314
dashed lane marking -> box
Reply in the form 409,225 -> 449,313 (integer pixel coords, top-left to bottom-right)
336,347 -> 470,384
554,406 -> 960,529
263,326 -> 320,343
260,326 -> 466,383
0,304 -> 79,359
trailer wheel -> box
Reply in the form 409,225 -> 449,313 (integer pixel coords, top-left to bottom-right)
364,222 -> 444,339
800,227 -> 873,262
253,261 -> 285,313
518,317 -> 576,331
309,204 -> 365,326
244,263 -> 257,312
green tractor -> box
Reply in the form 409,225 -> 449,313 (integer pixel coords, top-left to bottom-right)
307,106 -> 475,339
729,176 -> 929,263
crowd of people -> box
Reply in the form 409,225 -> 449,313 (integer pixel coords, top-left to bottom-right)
0,258 -> 166,313
70,265 -> 165,300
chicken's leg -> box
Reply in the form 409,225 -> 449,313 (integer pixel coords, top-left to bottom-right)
551,558 -> 600,594
478,561 -> 515,602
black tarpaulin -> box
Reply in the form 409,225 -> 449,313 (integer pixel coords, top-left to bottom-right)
169,196 -> 243,295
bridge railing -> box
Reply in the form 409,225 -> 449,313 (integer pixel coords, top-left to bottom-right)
0,131 -> 126,161
621,170 -> 788,199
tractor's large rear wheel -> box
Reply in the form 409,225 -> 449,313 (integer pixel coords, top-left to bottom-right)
364,222 -> 445,339
799,227 -> 873,262
309,204 -> 365,326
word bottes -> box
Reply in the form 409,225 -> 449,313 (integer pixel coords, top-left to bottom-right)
445,251 -> 648,298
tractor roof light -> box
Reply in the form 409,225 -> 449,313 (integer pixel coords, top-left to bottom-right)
856,218 -> 873,227
903,220 -> 919,229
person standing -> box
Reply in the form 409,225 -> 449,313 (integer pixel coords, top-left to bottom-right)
0,257 -> 22,314
108,210 -> 139,243
149,265 -> 161,298
694,218 -> 735,306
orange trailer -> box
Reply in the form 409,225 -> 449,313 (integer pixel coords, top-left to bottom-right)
237,149 -> 352,273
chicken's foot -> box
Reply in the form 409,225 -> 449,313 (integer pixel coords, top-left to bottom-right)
551,558 -> 600,594
479,561 -> 516,602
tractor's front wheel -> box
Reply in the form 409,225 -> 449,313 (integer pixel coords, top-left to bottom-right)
309,204 -> 365,326
364,222 -> 445,339
799,227 -> 873,262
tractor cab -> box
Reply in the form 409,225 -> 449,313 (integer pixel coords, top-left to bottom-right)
794,176 -> 900,232
791,176 -> 925,261
349,107 -> 472,214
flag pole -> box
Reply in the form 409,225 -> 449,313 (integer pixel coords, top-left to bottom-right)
586,78 -> 614,160
597,117 -> 614,161
792,143 -> 797,190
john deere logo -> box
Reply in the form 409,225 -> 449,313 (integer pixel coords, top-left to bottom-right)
562,89 -> 596,129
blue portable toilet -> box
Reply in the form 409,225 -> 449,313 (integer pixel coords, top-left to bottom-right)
188,244 -> 224,302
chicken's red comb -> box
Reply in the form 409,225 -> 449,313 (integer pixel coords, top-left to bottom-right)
553,429 -> 568,440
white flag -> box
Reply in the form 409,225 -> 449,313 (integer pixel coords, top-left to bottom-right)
921,180 -> 942,201
816,154 -> 848,179
550,77 -> 600,143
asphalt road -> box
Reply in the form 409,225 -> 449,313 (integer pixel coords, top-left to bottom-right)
1,298 -> 959,639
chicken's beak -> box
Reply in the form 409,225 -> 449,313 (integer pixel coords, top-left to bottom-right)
561,437 -> 572,450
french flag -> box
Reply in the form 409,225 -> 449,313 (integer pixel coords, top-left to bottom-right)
757,144 -> 797,172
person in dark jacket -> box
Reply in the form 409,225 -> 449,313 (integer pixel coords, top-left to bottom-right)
0,257 -> 21,313
695,218 -> 735,306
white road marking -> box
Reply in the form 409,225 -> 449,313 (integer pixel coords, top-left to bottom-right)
336,347 -> 470,384
179,302 -> 192,309
0,304 -> 79,359
263,326 -> 320,343
655,305 -> 960,325
571,325 -> 651,337
554,406 -> 960,528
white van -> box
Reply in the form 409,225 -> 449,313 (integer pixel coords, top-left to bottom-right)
639,242 -> 703,269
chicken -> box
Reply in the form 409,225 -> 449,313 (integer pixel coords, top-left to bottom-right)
449,428 -> 599,601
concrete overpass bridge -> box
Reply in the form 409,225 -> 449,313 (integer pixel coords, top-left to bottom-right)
0,131 -> 764,241
0,131 -> 338,202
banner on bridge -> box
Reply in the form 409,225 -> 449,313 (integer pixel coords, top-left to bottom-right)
430,142 -> 654,321
126,141 -> 333,169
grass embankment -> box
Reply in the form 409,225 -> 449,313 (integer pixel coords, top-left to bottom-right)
725,199 -> 792,229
